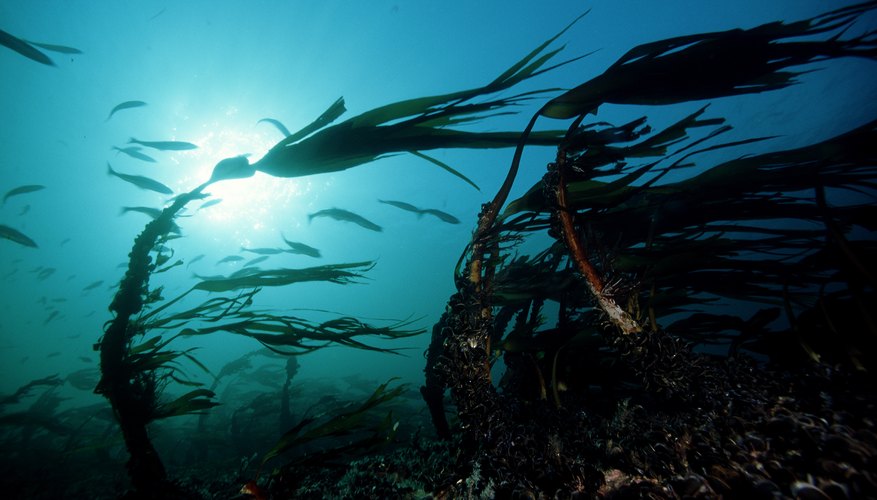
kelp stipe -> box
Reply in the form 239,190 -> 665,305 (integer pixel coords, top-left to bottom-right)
94,155 -> 424,496
94,184 -> 209,497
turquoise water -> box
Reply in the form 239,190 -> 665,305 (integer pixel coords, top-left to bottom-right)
1,1 -> 876,495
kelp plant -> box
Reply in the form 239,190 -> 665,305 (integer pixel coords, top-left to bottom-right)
94,16 -> 605,497
94,159 -> 422,497
422,2 -> 877,495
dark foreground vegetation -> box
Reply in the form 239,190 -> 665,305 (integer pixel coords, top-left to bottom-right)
2,3 -> 876,498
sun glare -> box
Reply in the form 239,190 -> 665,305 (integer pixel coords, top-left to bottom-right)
172,123 -> 313,246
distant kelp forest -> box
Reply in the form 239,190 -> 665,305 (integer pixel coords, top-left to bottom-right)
2,2 -> 877,499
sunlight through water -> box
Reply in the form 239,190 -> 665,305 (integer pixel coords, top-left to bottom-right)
172,120 -> 312,247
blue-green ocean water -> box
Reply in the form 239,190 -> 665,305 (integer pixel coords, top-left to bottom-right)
1,1 -> 876,494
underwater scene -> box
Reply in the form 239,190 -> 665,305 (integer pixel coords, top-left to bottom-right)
2,1 -> 877,498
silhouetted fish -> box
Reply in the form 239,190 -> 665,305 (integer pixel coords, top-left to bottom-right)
421,208 -> 460,224
0,224 -> 37,248
82,280 -> 104,292
0,28 -> 54,65
44,311 -> 59,325
3,184 -> 45,204
107,163 -> 173,194
187,254 -> 206,268
281,235 -> 321,258
106,100 -> 147,121
379,199 -> 460,224
257,118 -> 292,137
112,145 -> 156,163
241,247 -> 284,255
308,208 -> 382,232
197,199 -> 222,210
378,199 -> 420,214
129,137 -> 198,151
217,255 -> 244,264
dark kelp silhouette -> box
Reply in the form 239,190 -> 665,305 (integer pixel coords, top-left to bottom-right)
96,156 -> 423,495
419,3 -> 877,495
231,14 -> 592,190
87,2 -> 877,497
0,28 -> 81,66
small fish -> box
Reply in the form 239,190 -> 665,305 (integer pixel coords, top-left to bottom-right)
0,28 -> 54,66
3,184 -> 45,204
37,267 -> 56,280
107,163 -> 173,194
112,145 -> 156,163
244,255 -> 270,267
378,199 -> 420,214
78,356 -> 92,363
257,118 -> 292,137
241,247 -> 284,255
378,199 -> 460,224
421,208 -> 461,224
308,208 -> 382,232
0,224 -> 38,248
281,235 -> 321,258
18,204 -> 30,216
129,137 -> 198,151
59,238 -> 71,246
187,254 -> 206,268
217,255 -> 244,264
44,311 -> 60,325
47,351 -> 61,358
197,198 -> 222,210
106,100 -> 147,121
82,280 -> 104,292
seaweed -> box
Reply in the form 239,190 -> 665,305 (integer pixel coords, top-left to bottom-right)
418,3 -> 877,495
94,160 -> 423,496
75,3 -> 877,498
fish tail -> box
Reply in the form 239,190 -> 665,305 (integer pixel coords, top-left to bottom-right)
307,213 -> 315,224
128,137 -> 137,144
107,162 -> 115,176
